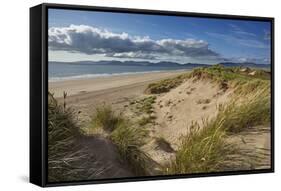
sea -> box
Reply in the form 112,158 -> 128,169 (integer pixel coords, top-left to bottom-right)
48,62 -> 192,82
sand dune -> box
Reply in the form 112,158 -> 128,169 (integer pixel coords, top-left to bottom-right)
142,78 -> 232,165
49,68 -> 271,178
153,79 -> 232,147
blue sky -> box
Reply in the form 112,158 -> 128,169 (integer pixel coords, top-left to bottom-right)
48,8 -> 271,64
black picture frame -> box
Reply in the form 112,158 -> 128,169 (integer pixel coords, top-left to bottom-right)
30,3 -> 275,187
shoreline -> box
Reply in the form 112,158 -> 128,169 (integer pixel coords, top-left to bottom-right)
49,69 -> 189,98
49,69 -> 189,82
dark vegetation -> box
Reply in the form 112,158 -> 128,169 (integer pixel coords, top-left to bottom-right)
48,93 -> 104,182
155,137 -> 175,153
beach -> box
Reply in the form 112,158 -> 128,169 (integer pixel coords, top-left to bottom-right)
49,70 -> 189,122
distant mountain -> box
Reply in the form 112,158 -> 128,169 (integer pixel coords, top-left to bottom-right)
78,60 -> 186,67
218,62 -> 270,69
50,60 -> 270,69
50,60 -> 210,68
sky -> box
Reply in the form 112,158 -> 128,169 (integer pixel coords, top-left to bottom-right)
48,8 -> 271,65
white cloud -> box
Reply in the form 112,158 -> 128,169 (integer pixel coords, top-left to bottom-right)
48,24 -> 220,60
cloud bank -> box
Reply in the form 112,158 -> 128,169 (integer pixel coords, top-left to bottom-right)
48,25 -> 220,60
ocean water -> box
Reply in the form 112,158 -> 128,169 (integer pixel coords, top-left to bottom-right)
48,62 -> 191,82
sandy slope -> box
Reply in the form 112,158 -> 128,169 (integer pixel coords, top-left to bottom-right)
225,125 -> 271,170
143,77 -> 271,169
143,78 -> 232,164
153,79 -> 232,147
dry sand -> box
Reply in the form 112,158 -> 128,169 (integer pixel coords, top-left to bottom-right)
49,71 -> 188,98
143,78 -> 233,164
152,79 -> 232,147
49,70 -> 189,122
142,78 -> 270,168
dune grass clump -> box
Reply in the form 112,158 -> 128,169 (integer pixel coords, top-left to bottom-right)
110,119 -> 151,175
146,65 -> 269,95
233,78 -> 269,95
138,115 -> 156,126
191,65 -> 270,84
146,78 -> 183,94
166,120 -> 231,174
218,85 -> 270,133
90,104 -> 124,132
190,65 -> 249,87
146,73 -> 190,94
134,96 -> 157,114
48,93 -> 104,182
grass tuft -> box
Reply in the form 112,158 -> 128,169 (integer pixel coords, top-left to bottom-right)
110,120 -> 151,175
134,96 -> 157,114
166,120 -> 231,174
90,104 -> 124,132
138,115 -> 156,126
146,73 -> 190,94
217,87 -> 270,133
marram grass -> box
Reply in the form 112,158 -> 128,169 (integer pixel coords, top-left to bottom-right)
165,66 -> 271,174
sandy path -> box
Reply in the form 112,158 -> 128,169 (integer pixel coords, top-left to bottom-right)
78,135 -> 134,178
